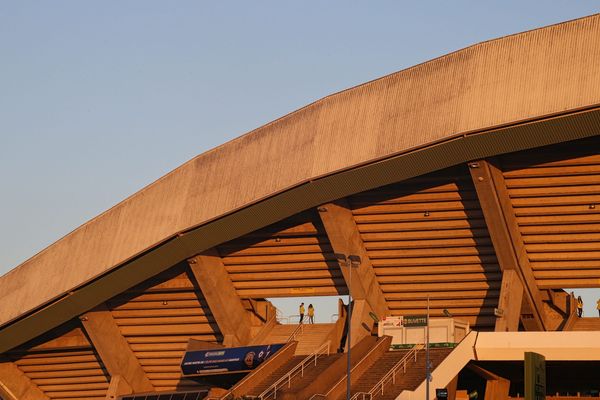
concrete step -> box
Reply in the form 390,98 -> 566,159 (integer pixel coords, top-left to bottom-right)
269,354 -> 344,398
246,355 -> 305,396
247,354 -> 343,397
293,324 -> 334,355
571,317 -> 600,331
260,323 -> 335,355
343,348 -> 453,400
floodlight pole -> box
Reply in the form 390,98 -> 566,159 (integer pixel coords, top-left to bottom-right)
426,294 -> 430,400
335,253 -> 361,400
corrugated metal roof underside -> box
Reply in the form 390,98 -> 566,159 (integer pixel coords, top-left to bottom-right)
349,166 -> 500,330
106,264 -> 220,391
0,108 -> 598,354
500,137 -> 600,288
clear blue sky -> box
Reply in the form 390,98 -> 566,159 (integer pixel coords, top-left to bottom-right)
1,2 -> 599,320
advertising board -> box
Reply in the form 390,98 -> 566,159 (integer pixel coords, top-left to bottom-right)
181,343 -> 285,376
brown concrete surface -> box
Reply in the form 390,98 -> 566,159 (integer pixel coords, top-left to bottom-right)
228,340 -> 297,398
294,335 -> 378,399
79,305 -> 154,393
0,357 -> 49,400
2,14 -> 600,337
318,200 -> 388,318
188,252 -> 253,346
326,336 -> 392,400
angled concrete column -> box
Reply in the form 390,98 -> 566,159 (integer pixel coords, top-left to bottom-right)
318,200 -> 389,346
317,200 -> 389,318
80,305 -> 154,394
188,249 -> 253,346
105,375 -> 133,400
495,269 -> 524,332
469,160 -> 546,331
468,364 -> 510,400
0,357 -> 49,400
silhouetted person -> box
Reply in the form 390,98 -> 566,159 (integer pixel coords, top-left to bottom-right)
299,302 -> 305,324
308,304 -> 315,324
597,299 -> 600,317
577,296 -> 583,317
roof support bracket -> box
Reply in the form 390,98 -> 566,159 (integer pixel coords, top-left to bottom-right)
0,357 -> 49,400
469,159 -> 546,331
80,304 -> 154,394
188,249 -> 253,346
317,199 -> 389,319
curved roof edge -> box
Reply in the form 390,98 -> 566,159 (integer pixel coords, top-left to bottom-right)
1,107 -> 599,353
1,14 -> 600,350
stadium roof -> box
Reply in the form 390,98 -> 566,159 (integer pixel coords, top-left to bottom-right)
1,13 -> 600,353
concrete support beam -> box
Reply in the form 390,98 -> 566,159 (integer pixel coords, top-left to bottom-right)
446,376 -> 458,400
0,357 -> 49,400
188,249 -> 253,347
80,305 -> 154,395
105,375 -> 133,400
495,270 -> 524,332
469,160 -> 546,331
467,364 -> 510,400
18,326 -> 90,352
317,200 -> 389,318
484,378 -> 510,400
347,299 -> 378,348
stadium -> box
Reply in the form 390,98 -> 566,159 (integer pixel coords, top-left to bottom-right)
1,13 -> 600,400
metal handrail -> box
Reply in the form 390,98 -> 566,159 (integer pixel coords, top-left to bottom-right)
328,336 -> 392,399
205,391 -> 234,400
258,340 -> 331,399
351,344 -> 424,400
275,308 -> 290,324
286,323 -> 304,342
349,393 -> 371,400
287,314 -> 301,324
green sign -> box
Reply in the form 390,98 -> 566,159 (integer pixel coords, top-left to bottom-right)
403,315 -> 428,327
525,352 -> 546,400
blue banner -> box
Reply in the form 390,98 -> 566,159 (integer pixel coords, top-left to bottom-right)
181,343 -> 286,376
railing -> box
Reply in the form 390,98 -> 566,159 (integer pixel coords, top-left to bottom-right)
121,390 -> 208,400
563,293 -> 579,331
205,390 -> 236,400
257,340 -> 331,399
286,314 -> 302,324
349,393 -> 371,400
276,308 -> 290,324
286,322 -> 304,342
349,344 -> 424,400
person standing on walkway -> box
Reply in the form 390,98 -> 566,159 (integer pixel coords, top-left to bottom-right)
577,296 -> 583,317
308,304 -> 315,324
299,302 -> 305,324
597,298 -> 600,317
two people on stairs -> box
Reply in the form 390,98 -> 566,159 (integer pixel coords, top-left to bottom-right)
573,294 -> 600,318
299,302 -> 315,324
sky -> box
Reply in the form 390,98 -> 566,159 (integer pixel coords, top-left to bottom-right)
1,2 -> 599,321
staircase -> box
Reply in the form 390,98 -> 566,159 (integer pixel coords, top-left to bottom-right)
570,317 -> 600,331
276,353 -> 343,398
244,355 -> 305,397
244,353 -> 343,399
345,348 -> 453,400
260,323 -> 334,355
345,350 -> 412,399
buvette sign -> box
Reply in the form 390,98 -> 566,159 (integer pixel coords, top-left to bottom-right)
403,315 -> 428,327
